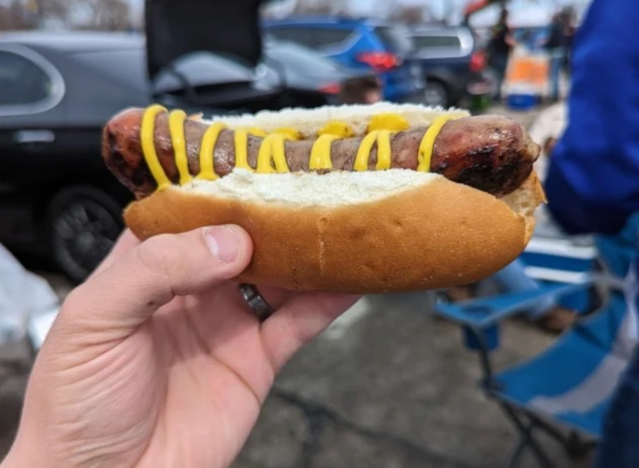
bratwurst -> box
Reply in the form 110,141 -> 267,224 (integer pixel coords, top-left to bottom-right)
103,107 -> 540,199
100,103 -> 547,294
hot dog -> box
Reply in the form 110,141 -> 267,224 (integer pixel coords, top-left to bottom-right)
101,102 -> 546,294
104,107 -> 538,199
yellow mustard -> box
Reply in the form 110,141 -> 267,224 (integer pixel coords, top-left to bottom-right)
197,122 -> 227,181
354,130 -> 394,171
273,127 -> 301,141
367,113 -> 410,133
257,134 -> 291,173
417,115 -> 457,172
168,110 -> 192,185
138,106 -> 460,190
310,134 -> 337,170
354,131 -> 379,171
140,104 -> 172,190
235,127 -> 267,138
233,129 -> 252,171
375,130 -> 392,170
317,121 -> 355,139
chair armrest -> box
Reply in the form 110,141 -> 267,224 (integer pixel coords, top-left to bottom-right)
434,282 -> 591,329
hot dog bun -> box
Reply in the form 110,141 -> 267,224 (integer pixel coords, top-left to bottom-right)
207,102 -> 471,138
124,167 -> 545,293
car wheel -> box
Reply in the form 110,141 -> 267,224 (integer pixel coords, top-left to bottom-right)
45,186 -> 124,283
423,81 -> 450,108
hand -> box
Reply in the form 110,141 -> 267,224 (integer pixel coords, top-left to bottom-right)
3,226 -> 360,468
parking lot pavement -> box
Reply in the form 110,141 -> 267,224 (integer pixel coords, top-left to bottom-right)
231,293 -> 593,468
0,104 -> 591,466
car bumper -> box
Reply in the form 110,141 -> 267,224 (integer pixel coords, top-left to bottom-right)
380,68 -> 422,101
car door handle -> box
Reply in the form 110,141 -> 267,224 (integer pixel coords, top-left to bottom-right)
13,130 -> 55,144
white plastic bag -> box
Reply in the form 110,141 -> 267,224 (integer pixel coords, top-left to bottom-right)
0,243 -> 60,349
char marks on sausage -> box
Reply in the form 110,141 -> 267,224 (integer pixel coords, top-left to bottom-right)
102,109 -> 540,199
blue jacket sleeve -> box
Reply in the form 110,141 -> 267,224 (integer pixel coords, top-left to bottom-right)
544,0 -> 639,236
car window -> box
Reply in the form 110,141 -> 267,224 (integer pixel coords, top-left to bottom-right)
0,50 -> 53,107
313,29 -> 352,48
264,41 -> 343,75
266,27 -> 316,48
413,35 -> 462,50
266,26 -> 351,49
373,26 -> 412,54
70,49 -> 148,90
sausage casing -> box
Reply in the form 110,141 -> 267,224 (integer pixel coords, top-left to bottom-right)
103,108 -> 540,199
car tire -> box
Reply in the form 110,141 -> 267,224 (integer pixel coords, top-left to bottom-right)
44,185 -> 125,284
423,80 -> 450,108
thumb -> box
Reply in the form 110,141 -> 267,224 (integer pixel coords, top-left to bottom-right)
54,225 -> 253,343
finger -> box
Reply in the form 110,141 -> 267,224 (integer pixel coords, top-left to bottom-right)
88,229 -> 141,280
59,225 -> 253,342
242,284 -> 300,316
188,282 -> 299,327
260,293 -> 362,372
175,282 -> 300,350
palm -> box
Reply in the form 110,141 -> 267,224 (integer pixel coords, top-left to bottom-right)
135,283 -> 281,468
52,282 -> 289,468
12,229 -> 358,468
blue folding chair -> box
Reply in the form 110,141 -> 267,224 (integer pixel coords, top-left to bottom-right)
433,234 -> 635,468
519,235 -> 599,316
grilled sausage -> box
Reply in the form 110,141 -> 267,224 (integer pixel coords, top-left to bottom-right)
103,108 -> 540,199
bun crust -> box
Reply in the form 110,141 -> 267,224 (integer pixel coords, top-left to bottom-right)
123,170 -> 545,293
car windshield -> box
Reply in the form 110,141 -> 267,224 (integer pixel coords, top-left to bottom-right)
373,26 -> 413,55
71,48 -> 148,90
264,40 -> 343,76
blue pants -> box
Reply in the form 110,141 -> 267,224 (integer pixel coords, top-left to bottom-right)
491,259 -> 555,320
489,54 -> 509,100
594,343 -> 639,467
549,55 -> 562,100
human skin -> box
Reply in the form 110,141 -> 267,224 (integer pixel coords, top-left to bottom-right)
0,226 -> 360,468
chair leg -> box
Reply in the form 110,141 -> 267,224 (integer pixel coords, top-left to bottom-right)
507,436 -> 528,468
565,431 -> 597,459
527,414 -> 596,459
507,420 -> 537,468
501,404 -> 559,468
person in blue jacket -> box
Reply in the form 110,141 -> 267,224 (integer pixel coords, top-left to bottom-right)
543,0 -> 639,466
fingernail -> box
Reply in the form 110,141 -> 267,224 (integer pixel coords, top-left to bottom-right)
203,226 -> 240,264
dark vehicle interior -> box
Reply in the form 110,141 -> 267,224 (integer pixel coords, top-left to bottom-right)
145,0 -> 328,115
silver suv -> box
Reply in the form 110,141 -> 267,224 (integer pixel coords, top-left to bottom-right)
408,26 -> 487,107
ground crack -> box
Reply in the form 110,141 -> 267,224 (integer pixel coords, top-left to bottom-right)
272,388 -> 475,468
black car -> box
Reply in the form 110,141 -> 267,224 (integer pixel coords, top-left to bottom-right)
0,30 -> 343,283
408,25 -> 490,107
262,37 -> 378,105
0,32 -> 151,282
